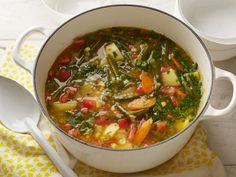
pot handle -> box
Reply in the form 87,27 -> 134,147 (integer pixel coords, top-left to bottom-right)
12,26 -> 52,74
203,67 -> 236,119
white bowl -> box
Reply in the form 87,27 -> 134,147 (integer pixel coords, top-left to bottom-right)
177,0 -> 236,61
41,0 -> 107,23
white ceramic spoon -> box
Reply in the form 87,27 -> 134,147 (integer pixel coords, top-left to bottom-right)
0,76 -> 77,177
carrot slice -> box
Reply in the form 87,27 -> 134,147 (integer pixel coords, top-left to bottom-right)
171,54 -> 182,70
127,97 -> 156,111
140,71 -> 154,94
133,118 -> 153,145
175,88 -> 187,97
130,69 -> 142,78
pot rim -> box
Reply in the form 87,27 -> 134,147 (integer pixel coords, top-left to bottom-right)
34,4 -> 214,152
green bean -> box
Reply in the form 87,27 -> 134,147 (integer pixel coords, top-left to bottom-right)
149,58 -> 160,80
114,95 -> 140,101
50,78 -> 67,101
119,68 -> 137,80
122,51 -> 133,66
141,45 -> 154,61
162,41 -> 169,63
89,38 -> 105,52
106,56 -> 119,79
123,82 -> 136,89
115,103 -> 151,122
115,102 -> 136,120
131,109 -> 149,117
74,55 -> 85,66
83,56 -> 100,65
105,67 -> 112,88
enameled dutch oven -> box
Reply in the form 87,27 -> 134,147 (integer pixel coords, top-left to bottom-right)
12,5 -> 236,173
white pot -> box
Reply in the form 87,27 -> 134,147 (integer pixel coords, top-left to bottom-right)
12,5 -> 236,173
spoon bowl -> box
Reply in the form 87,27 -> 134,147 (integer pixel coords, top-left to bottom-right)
0,76 -> 39,132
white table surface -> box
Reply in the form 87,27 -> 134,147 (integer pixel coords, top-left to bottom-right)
0,0 -> 235,176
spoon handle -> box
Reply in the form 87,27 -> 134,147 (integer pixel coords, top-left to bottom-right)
24,117 -> 78,177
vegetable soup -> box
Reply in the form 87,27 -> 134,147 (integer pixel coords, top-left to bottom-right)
45,27 -> 202,149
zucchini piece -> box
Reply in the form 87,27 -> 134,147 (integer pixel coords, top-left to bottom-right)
51,101 -> 77,112
161,68 -> 180,86
105,43 -> 124,61
114,85 -> 139,101
103,123 -> 120,138
184,71 -> 201,80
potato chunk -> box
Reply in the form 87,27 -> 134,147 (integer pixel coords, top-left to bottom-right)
51,101 -> 77,112
161,68 -> 180,86
105,43 -> 124,61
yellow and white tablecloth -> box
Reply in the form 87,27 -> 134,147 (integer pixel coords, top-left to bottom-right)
0,45 -> 226,177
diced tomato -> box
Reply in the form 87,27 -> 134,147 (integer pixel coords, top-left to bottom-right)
48,69 -> 55,80
167,113 -> 177,119
128,44 -> 134,49
160,87 -> 186,102
160,86 -> 176,96
170,96 -> 180,107
82,99 -> 96,109
58,68 -> 71,82
59,92 -> 69,103
45,90 -> 51,100
142,136 -> 155,146
117,118 -> 131,129
68,128 -> 80,138
73,38 -> 85,47
103,103 -> 111,110
103,139 -> 117,147
58,56 -> 71,65
80,107 -> 89,114
95,116 -> 110,126
63,123 -> 73,132
156,121 -> 168,133
59,87 -> 77,103
136,85 -> 144,95
160,65 -> 171,73
128,124 -> 137,142
87,137 -> 101,146
66,87 -> 77,97
48,70 -> 54,78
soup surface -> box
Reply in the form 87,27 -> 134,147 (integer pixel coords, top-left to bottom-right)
45,27 -> 202,149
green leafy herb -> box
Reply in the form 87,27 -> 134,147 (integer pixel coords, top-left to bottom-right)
78,118 -> 94,135
72,63 -> 105,79
68,116 -> 78,127
134,60 -> 150,71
